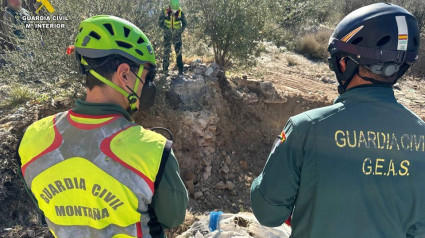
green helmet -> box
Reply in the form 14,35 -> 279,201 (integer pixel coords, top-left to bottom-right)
74,15 -> 157,113
170,0 -> 180,11
74,15 -> 156,66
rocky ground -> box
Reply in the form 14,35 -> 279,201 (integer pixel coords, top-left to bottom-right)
0,47 -> 424,237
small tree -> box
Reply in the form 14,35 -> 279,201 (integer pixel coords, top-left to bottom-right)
188,0 -> 267,69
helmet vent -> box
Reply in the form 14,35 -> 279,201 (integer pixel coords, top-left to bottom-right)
377,36 -> 391,47
89,31 -> 101,40
135,49 -> 144,56
123,27 -> 130,38
79,27 -> 83,32
351,37 -> 363,45
137,37 -> 145,44
103,23 -> 114,35
116,41 -> 132,49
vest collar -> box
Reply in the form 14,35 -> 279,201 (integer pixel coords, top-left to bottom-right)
334,85 -> 397,104
72,99 -> 133,122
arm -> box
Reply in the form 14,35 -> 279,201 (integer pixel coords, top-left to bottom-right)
180,11 -> 187,32
251,119 -> 307,227
152,149 -> 188,229
158,11 -> 168,30
2,11 -> 17,48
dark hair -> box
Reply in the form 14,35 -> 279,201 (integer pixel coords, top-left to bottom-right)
77,54 -> 139,90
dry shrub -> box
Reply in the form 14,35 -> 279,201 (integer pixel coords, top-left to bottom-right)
295,29 -> 332,60
285,55 -> 298,66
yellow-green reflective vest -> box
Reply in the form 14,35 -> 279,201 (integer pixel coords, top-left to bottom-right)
18,110 -> 171,238
164,8 -> 183,30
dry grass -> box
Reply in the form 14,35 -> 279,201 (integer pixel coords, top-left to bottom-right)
183,55 -> 215,65
1,85 -> 32,108
165,211 -> 199,238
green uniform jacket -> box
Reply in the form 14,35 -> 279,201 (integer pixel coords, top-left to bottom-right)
251,86 -> 425,238
17,100 -> 188,236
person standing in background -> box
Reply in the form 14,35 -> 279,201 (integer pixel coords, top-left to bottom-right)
2,0 -> 30,49
158,0 -> 187,76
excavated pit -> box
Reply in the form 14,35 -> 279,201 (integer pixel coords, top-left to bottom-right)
137,62 -> 329,214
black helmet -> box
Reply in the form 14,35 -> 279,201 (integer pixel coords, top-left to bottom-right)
328,3 -> 420,94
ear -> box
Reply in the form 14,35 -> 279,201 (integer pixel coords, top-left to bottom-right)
338,57 -> 347,73
114,63 -> 131,88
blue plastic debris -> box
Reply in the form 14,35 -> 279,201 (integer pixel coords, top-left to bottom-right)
209,211 -> 223,232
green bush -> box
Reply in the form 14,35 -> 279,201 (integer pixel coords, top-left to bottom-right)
187,0 -> 267,69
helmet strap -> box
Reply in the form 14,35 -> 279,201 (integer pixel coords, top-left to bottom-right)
81,56 -> 144,113
330,55 -> 360,95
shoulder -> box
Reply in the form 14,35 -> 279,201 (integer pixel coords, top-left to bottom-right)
22,112 -> 67,141
19,113 -> 62,163
394,102 -> 425,128
25,114 -> 57,133
290,103 -> 344,129
3,8 -> 14,19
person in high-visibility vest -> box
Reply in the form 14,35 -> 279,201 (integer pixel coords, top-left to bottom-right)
16,15 -> 188,238
158,0 -> 187,76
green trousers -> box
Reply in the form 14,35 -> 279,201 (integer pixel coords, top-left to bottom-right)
163,30 -> 183,73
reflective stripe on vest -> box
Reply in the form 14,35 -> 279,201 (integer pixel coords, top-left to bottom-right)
164,8 -> 182,30
18,110 -> 167,238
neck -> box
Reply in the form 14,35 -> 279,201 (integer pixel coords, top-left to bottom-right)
85,87 -> 128,109
346,74 -> 373,90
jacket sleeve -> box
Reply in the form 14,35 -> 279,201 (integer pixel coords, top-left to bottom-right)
152,149 -> 188,229
2,11 -> 17,47
180,11 -> 187,31
158,10 -> 168,30
250,118 -> 308,227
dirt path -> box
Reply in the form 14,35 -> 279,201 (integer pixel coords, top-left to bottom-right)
240,47 -> 425,119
